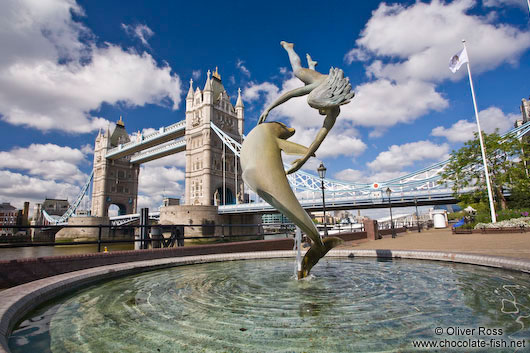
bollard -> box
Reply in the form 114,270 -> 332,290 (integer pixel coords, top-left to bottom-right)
97,224 -> 102,252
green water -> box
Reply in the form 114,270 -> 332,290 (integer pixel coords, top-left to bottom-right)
8,258 -> 530,352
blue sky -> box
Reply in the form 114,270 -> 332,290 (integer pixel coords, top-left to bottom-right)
0,0 -> 529,212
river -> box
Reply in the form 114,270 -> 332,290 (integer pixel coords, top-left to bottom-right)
0,243 -> 134,261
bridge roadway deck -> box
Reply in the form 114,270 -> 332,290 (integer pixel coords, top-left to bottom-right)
218,193 -> 458,214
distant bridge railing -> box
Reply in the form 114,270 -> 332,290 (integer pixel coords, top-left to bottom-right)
218,190 -> 462,214
105,120 -> 186,159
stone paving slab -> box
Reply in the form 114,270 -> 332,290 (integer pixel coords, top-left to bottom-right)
2,248 -> 530,353
338,227 -> 530,259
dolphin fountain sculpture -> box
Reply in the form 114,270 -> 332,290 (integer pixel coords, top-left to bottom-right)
240,122 -> 343,279
240,41 -> 355,279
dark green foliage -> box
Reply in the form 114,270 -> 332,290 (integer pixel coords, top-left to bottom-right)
440,130 -> 530,214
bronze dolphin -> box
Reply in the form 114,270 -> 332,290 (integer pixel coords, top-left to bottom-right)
240,122 -> 342,279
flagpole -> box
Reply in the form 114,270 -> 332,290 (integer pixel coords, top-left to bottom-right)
462,39 -> 497,223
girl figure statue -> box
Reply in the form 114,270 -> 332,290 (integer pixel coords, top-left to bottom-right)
258,41 -> 355,174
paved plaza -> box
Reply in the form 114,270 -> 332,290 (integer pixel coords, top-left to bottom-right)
337,227 -> 530,259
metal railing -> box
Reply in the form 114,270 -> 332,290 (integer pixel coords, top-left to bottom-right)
0,223 -> 267,253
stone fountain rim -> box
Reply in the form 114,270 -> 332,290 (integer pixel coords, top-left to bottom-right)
2,249 -> 530,353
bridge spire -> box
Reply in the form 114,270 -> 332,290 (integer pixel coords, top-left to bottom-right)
204,69 -> 212,91
186,79 -> 194,111
236,88 -> 244,108
187,79 -> 194,98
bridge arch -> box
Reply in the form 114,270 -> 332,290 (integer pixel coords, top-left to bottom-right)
214,187 -> 235,206
108,203 -> 127,217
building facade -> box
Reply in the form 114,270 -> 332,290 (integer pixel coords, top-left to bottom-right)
0,203 -> 18,234
184,68 -> 244,206
0,202 -> 29,235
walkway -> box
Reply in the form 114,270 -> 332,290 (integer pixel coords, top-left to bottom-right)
337,227 -> 530,259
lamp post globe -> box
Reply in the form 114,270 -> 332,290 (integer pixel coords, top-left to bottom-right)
317,162 -> 328,237
317,162 -> 327,179
386,187 -> 396,238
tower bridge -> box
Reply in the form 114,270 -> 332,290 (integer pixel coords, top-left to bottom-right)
89,68 -> 245,219
41,69 -> 530,227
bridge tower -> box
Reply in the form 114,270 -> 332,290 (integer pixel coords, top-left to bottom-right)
91,117 -> 140,217
184,68 -> 244,206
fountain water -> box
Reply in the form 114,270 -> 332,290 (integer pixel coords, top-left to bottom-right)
8,257 -> 530,352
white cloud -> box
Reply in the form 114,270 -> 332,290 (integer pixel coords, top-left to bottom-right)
287,125 -> 367,160
140,153 -> 186,168
432,119 -> 476,142
333,168 -> 408,184
0,170 -> 82,210
243,81 -> 279,103
192,70 -> 201,80
431,106 -> 519,142
81,144 -> 94,154
338,0 -> 530,133
142,127 -> 158,135
347,0 -> 530,84
0,143 -> 88,184
121,23 -> 154,47
236,59 -> 250,77
0,0 -> 182,133
367,140 -> 450,172
341,79 -> 448,127
334,168 -> 366,182
245,74 -> 447,130
483,0 -> 527,9
138,165 -> 185,210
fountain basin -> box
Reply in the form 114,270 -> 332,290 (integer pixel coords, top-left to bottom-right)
2,250 -> 530,352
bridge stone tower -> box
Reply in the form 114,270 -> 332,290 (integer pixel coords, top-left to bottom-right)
91,117 -> 140,217
184,68 -> 244,206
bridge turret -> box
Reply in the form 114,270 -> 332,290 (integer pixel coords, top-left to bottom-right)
91,117 -> 139,218
184,67 -> 244,206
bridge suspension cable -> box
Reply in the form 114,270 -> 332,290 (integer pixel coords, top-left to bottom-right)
41,170 -> 94,225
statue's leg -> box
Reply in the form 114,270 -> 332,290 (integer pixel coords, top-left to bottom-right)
306,53 -> 318,70
280,41 -> 302,72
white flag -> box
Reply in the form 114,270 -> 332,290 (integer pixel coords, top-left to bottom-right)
449,47 -> 469,73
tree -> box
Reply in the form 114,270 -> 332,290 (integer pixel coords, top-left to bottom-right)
440,130 -> 530,211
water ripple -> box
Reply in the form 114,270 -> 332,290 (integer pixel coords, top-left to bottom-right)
9,258 -> 530,353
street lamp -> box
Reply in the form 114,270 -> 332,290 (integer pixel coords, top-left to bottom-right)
386,187 -> 396,238
317,162 -> 328,237
414,197 -> 421,233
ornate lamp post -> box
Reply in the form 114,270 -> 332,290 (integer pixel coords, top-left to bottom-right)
386,187 -> 396,238
317,162 -> 328,237
414,197 -> 421,233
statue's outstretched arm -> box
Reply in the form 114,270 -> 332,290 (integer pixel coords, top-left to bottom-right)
258,82 -> 319,124
286,107 -> 340,175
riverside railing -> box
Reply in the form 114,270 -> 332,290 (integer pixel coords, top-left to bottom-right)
0,223 -> 267,252
0,222 -> 369,252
